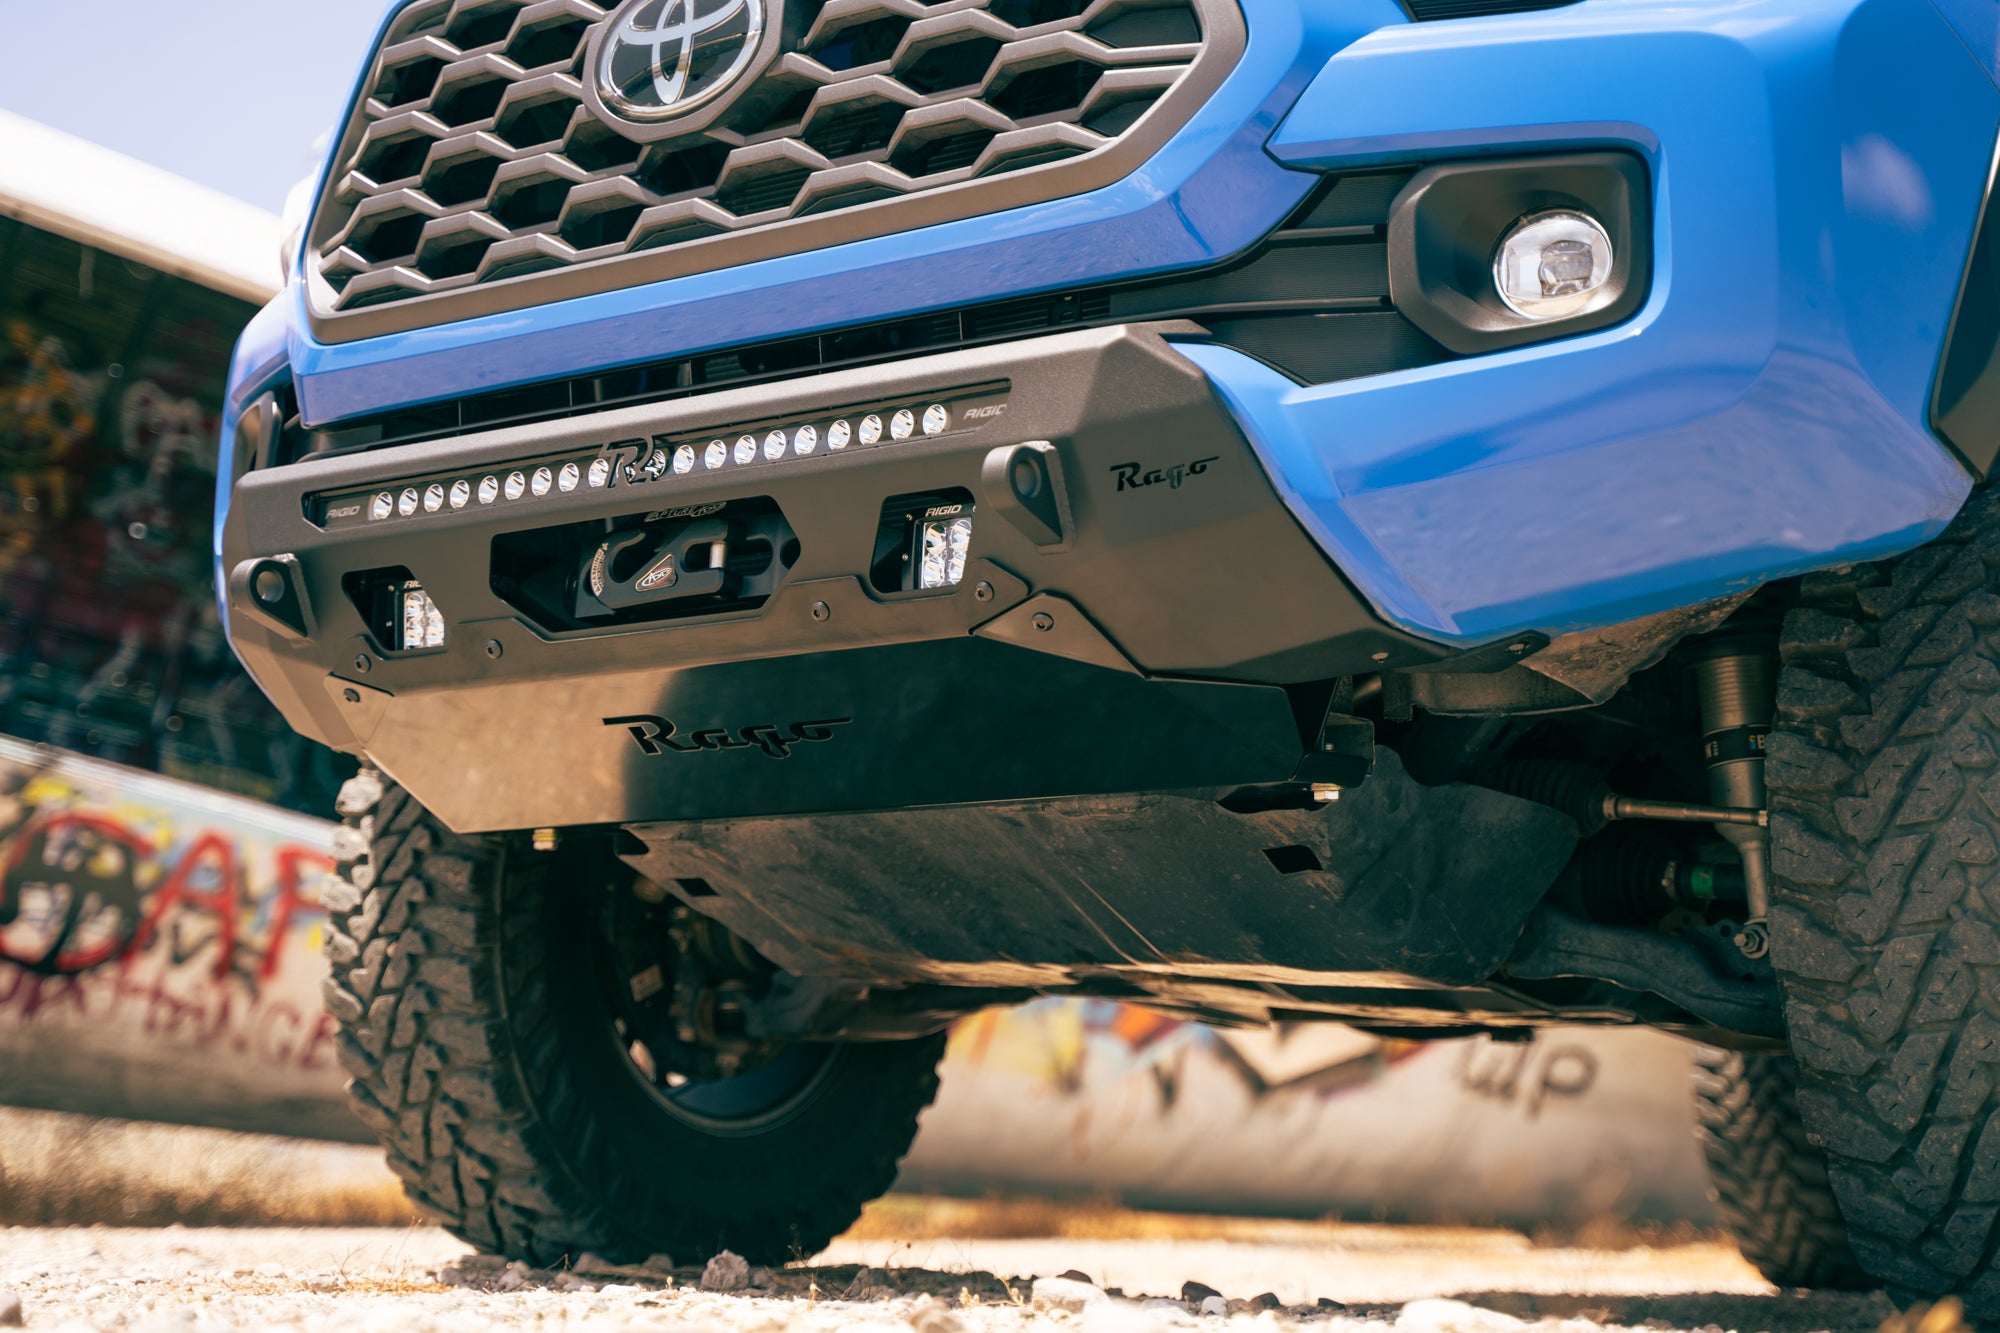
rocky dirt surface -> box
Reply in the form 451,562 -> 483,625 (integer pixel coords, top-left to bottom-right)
0,1223 -> 1912,1333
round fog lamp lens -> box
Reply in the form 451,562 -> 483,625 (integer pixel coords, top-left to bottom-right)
371,492 -> 394,521
531,466 -> 554,497
423,483 -> 445,512
705,440 -> 727,469
449,479 -> 471,509
734,434 -> 757,465
504,471 -> 527,500
794,423 -> 819,454
398,488 -> 420,517
890,408 -> 916,441
558,462 -> 581,492
1493,211 -> 1614,320
587,458 -> 611,488
858,414 -> 882,445
674,444 -> 697,474
478,475 -> 500,504
922,403 -> 949,436
764,429 -> 788,460
828,419 -> 852,450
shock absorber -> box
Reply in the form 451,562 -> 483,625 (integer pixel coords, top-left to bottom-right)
1687,636 -> 1778,958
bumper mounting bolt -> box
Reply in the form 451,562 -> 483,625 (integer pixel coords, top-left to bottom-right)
974,580 -> 994,603
342,687 -> 361,704
353,653 -> 371,673
485,639 -> 503,659
1031,611 -> 1055,632
810,600 -> 831,622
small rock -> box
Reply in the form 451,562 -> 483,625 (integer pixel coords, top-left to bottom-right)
0,1291 -> 22,1328
908,1293 -> 967,1333
1060,1270 -> 1097,1285
574,1253 -> 621,1277
1318,1298 -> 1348,1311
1250,1293 -> 1281,1310
1396,1299 -> 1529,1333
642,1254 -> 678,1276
701,1250 -> 751,1293
1200,1296 -> 1229,1317
496,1261 -> 534,1293
1182,1282 -> 1222,1305
1033,1276 -> 1110,1313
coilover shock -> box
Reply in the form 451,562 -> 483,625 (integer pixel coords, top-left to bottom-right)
1686,636 -> 1778,958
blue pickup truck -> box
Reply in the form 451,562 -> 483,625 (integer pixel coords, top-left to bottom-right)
219,0 -> 2000,1300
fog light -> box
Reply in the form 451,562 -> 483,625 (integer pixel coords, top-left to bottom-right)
399,583 -> 445,650
916,506 -> 974,589
1493,211 -> 1612,319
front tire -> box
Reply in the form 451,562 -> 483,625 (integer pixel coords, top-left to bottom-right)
1767,487 -> 2000,1309
320,772 -> 946,1266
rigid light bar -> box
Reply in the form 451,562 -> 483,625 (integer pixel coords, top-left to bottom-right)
313,387 -> 1005,533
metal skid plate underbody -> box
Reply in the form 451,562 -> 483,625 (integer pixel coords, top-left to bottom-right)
223,324 -> 1441,832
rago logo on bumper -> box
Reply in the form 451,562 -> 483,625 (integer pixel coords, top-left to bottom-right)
605,714 -> 851,759
1110,456 -> 1220,494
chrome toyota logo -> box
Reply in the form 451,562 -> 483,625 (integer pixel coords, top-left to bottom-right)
596,0 -> 764,122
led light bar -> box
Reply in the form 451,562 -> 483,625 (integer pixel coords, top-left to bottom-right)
313,386 -> 1006,532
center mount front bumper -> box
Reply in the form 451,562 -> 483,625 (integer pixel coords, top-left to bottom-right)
223,323 -> 1443,832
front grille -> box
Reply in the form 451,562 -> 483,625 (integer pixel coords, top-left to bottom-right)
281,170 -> 1455,463
306,0 -> 1242,340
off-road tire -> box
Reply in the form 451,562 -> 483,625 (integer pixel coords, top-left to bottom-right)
1692,1045 -> 1869,1288
319,771 -> 947,1267
1768,484 -> 2000,1310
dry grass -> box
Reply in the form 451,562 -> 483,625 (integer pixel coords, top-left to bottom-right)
0,1107 -> 416,1227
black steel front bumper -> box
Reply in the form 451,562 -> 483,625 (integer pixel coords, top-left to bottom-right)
224,323 -> 1445,833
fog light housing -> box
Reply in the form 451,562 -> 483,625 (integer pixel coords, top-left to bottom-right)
1494,211 -> 1613,318
915,507 -> 974,589
399,583 -> 446,650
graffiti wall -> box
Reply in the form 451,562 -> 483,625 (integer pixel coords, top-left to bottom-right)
0,736 -> 359,1142
900,1000 -> 1714,1226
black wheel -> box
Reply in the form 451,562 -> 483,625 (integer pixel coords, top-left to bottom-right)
1692,1045 -> 1870,1289
1767,485 -> 2000,1310
320,771 -> 947,1266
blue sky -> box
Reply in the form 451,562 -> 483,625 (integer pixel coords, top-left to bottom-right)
0,1 -> 392,215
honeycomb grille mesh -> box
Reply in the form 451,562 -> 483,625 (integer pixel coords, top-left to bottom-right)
308,0 -> 1224,327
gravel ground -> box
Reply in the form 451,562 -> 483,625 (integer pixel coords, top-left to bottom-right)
0,1224 -> 1908,1333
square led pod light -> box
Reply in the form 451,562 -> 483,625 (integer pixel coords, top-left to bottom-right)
915,505 -> 974,590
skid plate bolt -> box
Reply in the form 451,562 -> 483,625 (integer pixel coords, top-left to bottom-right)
1032,611 -> 1055,632
353,653 -> 371,673
811,600 -> 831,622
485,639 -> 504,659
1311,784 -> 1343,803
973,581 -> 994,603
1371,651 -> 1390,663
254,568 -> 285,604
342,687 -> 361,704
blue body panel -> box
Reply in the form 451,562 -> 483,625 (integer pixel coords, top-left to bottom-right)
222,0 -> 2000,651
1219,0 -> 1997,643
